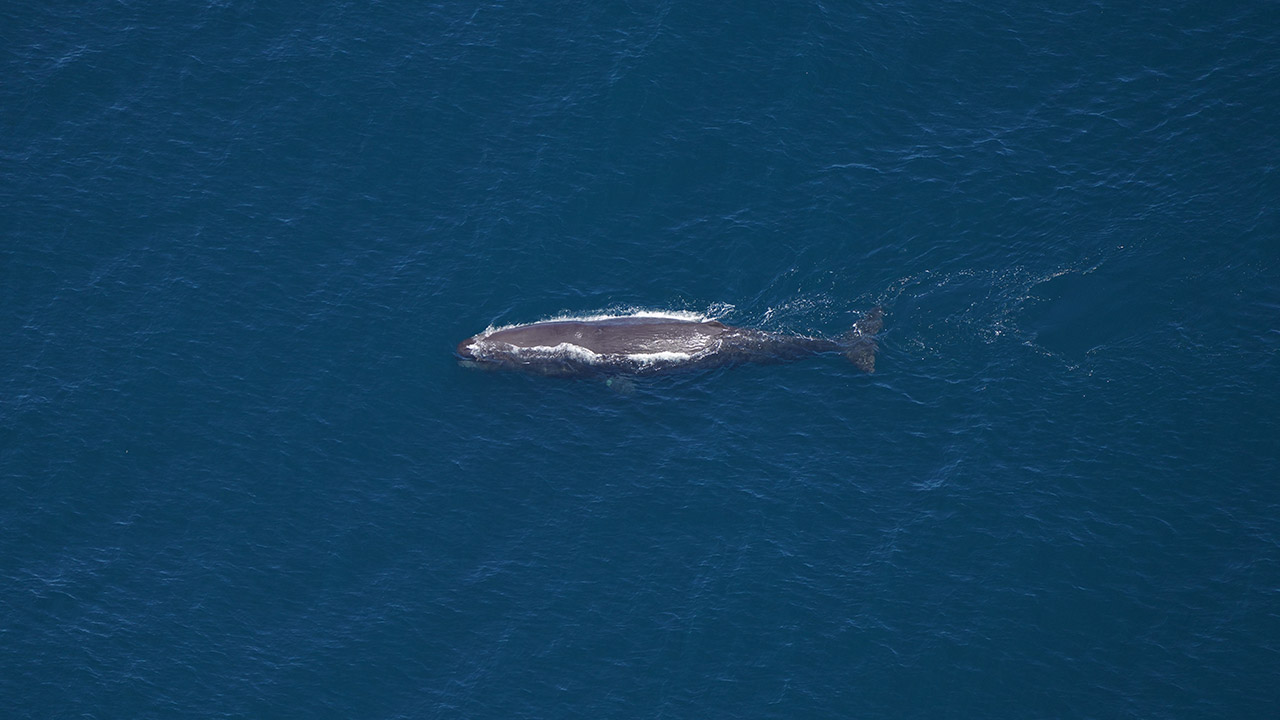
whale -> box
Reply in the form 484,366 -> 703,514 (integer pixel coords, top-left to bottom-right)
456,307 -> 883,377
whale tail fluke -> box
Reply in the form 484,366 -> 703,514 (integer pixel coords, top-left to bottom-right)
842,306 -> 884,373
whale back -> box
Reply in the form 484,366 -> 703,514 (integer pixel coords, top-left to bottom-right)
480,316 -> 730,356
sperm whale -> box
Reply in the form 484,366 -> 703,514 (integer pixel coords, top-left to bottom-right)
456,307 -> 883,377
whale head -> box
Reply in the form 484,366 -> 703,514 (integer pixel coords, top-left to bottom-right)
456,336 -> 480,360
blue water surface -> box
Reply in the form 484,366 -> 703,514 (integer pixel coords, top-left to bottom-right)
4,2 -> 1278,718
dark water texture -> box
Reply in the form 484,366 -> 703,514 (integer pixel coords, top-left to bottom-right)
4,2 -> 1278,718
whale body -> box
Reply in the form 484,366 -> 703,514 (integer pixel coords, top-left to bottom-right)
456,307 -> 883,377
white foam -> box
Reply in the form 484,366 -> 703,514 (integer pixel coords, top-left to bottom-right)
516,342 -> 601,362
624,351 -> 694,364
470,341 -> 603,365
472,338 -> 701,368
479,305 -> 733,337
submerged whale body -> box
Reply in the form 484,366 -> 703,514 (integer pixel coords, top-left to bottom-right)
456,308 -> 884,377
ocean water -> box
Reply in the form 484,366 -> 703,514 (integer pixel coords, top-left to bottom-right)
4,2 -> 1278,717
